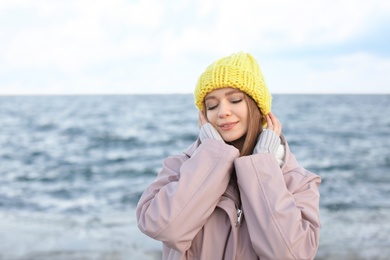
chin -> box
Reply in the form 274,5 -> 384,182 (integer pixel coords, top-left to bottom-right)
222,134 -> 246,143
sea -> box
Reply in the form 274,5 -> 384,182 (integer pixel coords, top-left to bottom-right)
0,94 -> 389,260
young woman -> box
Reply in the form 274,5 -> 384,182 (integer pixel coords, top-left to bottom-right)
136,52 -> 321,260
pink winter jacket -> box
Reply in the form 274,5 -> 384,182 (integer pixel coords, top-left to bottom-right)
136,136 -> 321,260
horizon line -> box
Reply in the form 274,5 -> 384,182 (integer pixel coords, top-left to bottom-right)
0,92 -> 389,97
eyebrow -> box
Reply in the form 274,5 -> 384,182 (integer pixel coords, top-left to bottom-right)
205,89 -> 242,101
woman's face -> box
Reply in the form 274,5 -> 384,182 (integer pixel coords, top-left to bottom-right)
204,87 -> 249,143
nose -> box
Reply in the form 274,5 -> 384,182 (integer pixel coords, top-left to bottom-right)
218,101 -> 232,118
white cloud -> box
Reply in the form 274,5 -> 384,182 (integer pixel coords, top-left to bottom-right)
197,0 -> 389,49
263,53 -> 390,94
1,0 -> 164,72
0,0 -> 389,94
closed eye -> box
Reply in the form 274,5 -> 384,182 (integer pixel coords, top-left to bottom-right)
231,99 -> 242,104
207,104 -> 218,110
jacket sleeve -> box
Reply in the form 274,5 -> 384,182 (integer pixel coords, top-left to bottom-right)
136,139 -> 239,253
235,153 -> 321,260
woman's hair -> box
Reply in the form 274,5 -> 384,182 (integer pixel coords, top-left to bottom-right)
240,94 -> 263,156
202,93 -> 264,156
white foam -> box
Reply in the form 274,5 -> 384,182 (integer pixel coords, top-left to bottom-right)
0,209 -> 161,259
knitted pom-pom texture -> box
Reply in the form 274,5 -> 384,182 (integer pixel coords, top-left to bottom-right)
194,52 -> 272,122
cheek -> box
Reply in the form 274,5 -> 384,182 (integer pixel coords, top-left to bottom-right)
205,111 -> 211,122
239,104 -> 249,121
206,111 -> 218,125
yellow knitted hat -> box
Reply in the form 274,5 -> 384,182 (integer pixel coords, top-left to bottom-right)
194,52 -> 272,122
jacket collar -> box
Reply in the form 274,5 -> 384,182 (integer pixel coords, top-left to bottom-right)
183,138 -> 201,158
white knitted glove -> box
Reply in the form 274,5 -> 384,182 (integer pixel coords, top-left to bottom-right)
254,129 -> 286,167
253,129 -> 281,154
199,123 -> 223,142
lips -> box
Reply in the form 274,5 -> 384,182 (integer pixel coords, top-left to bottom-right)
218,122 -> 238,131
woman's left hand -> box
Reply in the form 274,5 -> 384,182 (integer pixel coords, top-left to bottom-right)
266,112 -> 282,137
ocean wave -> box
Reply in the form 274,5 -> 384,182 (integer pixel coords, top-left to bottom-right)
1,94 -> 390,217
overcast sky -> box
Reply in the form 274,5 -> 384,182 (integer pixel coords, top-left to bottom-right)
1,0 -> 389,95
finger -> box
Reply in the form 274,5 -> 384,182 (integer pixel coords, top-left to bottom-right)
266,114 -> 273,129
198,111 -> 203,128
198,111 -> 208,127
268,112 -> 282,136
268,112 -> 277,123
269,112 -> 282,136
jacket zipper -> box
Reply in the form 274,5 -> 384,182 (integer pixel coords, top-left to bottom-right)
236,208 -> 243,227
223,186 -> 243,227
